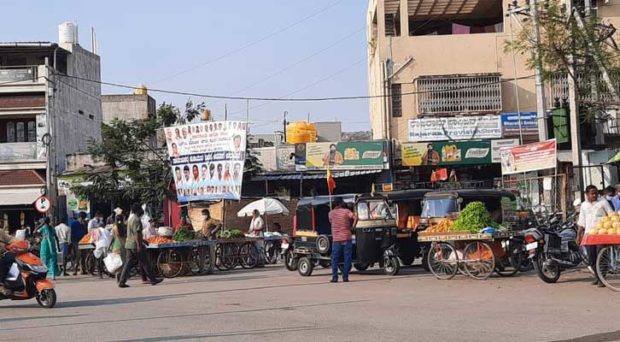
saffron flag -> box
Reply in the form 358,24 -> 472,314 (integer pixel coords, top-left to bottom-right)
327,167 -> 336,194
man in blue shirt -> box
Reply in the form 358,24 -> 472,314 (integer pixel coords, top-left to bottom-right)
70,212 -> 88,275
612,184 -> 620,211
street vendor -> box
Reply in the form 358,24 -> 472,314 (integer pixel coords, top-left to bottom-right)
199,209 -> 221,240
578,184 -> 614,287
248,209 -> 265,237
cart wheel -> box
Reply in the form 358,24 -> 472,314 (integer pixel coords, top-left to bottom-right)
462,242 -> 495,280
354,263 -> 369,271
85,253 -> 96,275
495,243 -> 522,277
316,235 -> 331,254
384,256 -> 400,276
264,242 -> 278,264
298,256 -> 314,277
188,248 -> 205,275
596,246 -> 620,291
285,250 -> 298,271
427,242 -> 458,280
157,249 -> 184,278
239,242 -> 259,269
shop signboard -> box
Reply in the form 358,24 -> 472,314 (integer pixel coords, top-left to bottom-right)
296,141 -> 388,171
491,139 -> 520,163
500,139 -> 557,175
401,141 -> 492,166
408,116 -> 502,142
276,145 -> 296,171
164,121 -> 247,202
253,147 -> 277,172
501,112 -> 538,136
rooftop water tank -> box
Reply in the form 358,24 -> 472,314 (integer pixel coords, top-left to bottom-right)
134,84 -> 148,95
58,21 -> 78,45
286,121 -> 317,144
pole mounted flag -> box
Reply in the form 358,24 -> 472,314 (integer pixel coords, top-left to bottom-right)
326,166 -> 336,195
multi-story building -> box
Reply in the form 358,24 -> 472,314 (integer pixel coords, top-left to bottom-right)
0,23 -> 101,231
367,0 -> 620,191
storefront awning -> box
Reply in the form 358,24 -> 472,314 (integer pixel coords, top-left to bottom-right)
0,187 -> 42,206
252,170 -> 382,181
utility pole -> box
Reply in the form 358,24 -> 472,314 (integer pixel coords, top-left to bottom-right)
566,0 -> 584,200
224,103 -> 228,121
530,0 -> 548,142
283,111 -> 288,143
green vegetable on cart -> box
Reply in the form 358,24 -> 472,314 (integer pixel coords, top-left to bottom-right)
452,201 -> 498,234
173,228 -> 195,242
217,229 -> 245,239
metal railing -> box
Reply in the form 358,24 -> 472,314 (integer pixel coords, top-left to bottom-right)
415,73 -> 502,115
546,72 -> 620,108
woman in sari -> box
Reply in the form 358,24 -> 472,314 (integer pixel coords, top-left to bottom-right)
38,217 -> 60,280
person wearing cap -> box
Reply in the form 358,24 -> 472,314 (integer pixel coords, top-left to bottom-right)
328,197 -> 357,283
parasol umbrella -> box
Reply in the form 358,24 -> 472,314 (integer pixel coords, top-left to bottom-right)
237,198 -> 289,217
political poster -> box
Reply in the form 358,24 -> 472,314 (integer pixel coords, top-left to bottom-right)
164,121 -> 247,202
500,139 -> 557,175
297,141 -> 388,171
401,141 -> 492,166
408,116 -> 502,142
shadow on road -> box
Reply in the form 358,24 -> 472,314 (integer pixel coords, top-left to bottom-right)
551,330 -> 620,342
0,314 -> 81,323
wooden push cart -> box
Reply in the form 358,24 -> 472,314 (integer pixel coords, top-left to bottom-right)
581,234 -> 620,292
418,230 -> 524,280
148,240 -> 216,278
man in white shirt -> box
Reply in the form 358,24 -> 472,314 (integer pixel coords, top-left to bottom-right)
578,185 -> 614,287
88,211 -> 103,232
55,217 -> 71,276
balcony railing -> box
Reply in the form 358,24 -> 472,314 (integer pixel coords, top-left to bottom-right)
546,72 -> 620,109
0,66 -> 38,83
0,142 -> 43,162
415,73 -> 502,116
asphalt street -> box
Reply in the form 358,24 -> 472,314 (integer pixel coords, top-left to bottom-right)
1,264 -> 620,342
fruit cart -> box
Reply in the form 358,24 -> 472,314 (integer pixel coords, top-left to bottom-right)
147,240 -> 216,278
419,230 -> 523,280
581,234 -> 620,292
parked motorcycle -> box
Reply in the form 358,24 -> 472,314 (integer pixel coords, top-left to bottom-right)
524,212 -> 584,283
0,240 -> 57,308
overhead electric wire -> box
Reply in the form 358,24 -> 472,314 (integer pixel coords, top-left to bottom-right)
58,73 -> 537,102
151,0 -> 347,84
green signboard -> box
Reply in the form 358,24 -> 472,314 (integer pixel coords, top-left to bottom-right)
296,141 -> 388,171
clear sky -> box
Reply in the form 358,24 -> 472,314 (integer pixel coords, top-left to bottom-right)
0,0 -> 370,134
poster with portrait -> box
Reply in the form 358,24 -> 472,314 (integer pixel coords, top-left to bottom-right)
164,121 -> 247,202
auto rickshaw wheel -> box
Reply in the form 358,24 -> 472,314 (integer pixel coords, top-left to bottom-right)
316,235 -> 331,255
384,256 -> 400,276
298,257 -> 314,277
354,263 -> 369,271
285,250 -> 298,271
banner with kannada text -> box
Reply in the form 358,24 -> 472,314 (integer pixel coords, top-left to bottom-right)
500,139 -> 557,175
164,121 -> 247,202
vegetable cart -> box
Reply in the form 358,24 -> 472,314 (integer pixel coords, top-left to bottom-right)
215,237 -> 267,271
581,234 -> 620,292
147,240 -> 216,278
419,230 -> 524,280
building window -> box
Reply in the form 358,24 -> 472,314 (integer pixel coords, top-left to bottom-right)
88,114 -> 94,120
384,0 -> 401,37
6,122 -> 15,142
27,121 -> 36,142
391,84 -> 402,117
16,122 -> 25,142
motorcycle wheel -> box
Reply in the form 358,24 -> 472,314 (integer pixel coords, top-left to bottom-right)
533,255 -> 561,283
36,289 -> 57,309
384,256 -> 400,276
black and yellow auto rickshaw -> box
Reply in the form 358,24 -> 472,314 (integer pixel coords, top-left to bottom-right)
290,193 -> 401,277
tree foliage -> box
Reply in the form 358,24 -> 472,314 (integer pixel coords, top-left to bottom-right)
506,0 -> 620,120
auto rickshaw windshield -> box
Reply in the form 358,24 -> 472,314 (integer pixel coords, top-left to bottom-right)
357,200 -> 393,220
421,198 -> 458,218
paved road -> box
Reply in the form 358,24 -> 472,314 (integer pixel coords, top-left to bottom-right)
1,264 -> 620,342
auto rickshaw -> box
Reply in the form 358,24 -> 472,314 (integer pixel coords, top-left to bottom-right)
290,193 -> 402,277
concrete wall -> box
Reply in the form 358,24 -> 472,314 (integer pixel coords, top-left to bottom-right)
367,0 -> 538,141
315,121 -> 342,142
102,94 -> 156,123
52,44 -> 102,173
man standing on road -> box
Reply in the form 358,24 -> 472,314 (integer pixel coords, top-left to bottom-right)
88,211 -> 103,232
328,198 -> 357,283
118,203 -> 162,288
55,217 -> 71,276
578,185 -> 614,287
70,212 -> 88,275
